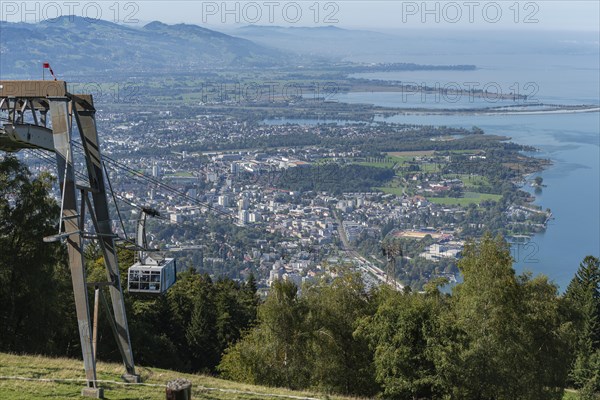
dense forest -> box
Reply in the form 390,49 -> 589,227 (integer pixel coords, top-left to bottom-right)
276,163 -> 395,194
1,156 -> 599,399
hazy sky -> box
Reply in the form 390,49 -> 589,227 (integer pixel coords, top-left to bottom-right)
1,1 -> 599,31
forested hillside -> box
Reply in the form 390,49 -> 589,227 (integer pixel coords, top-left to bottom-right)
1,155 -> 598,399
0,17 -> 286,76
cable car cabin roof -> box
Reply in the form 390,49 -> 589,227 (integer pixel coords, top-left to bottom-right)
130,257 -> 175,269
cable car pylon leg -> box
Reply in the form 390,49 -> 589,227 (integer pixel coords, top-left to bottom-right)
49,98 -> 103,398
73,96 -> 140,383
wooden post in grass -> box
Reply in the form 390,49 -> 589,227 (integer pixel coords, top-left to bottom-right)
166,379 -> 192,400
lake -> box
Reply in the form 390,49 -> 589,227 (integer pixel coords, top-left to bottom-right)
356,45 -> 600,290
271,43 -> 600,291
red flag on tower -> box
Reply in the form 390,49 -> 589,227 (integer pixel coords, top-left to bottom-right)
42,62 -> 57,81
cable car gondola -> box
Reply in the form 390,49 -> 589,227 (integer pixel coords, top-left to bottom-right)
128,207 -> 176,294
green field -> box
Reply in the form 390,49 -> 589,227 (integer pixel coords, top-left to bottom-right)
386,150 -> 435,157
443,174 -> 490,188
420,163 -> 442,173
164,171 -> 195,178
444,149 -> 485,154
355,155 -> 413,169
376,186 -> 405,196
427,191 -> 502,206
0,353 -> 349,400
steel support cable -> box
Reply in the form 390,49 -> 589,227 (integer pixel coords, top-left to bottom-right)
30,152 -> 235,267
33,150 -> 183,239
102,160 -> 129,241
70,142 -> 231,218
29,150 -> 232,254
103,157 -> 230,217
33,150 -> 193,229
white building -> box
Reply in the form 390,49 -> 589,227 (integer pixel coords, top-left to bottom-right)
249,212 -> 262,223
218,195 -> 230,207
238,210 -> 249,224
152,163 -> 161,178
238,198 -> 249,211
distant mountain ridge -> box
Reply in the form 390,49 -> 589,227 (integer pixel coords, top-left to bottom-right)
0,16 -> 288,77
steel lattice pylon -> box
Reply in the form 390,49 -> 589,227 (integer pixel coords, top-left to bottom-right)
382,239 -> 403,290
0,81 -> 140,398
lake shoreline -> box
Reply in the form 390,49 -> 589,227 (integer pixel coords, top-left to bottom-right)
379,105 -> 600,117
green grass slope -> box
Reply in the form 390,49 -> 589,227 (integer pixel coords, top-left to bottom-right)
0,353 -> 582,399
0,353 -> 349,400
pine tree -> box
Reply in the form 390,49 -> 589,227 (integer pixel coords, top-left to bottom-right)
565,256 -> 600,397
